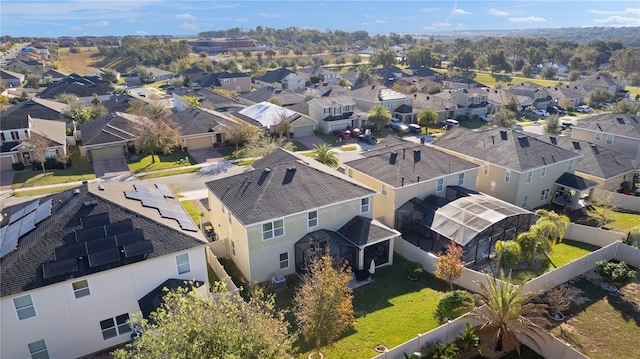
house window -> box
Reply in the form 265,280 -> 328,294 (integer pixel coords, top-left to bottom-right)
99,313 -> 131,340
605,135 -> 614,145
436,178 -> 444,192
0,133 -> 5,142
11,131 -> 19,140
28,339 -> 49,359
308,211 -> 318,228
176,253 -> 190,274
72,279 -> 90,299
13,294 -> 36,320
231,241 -> 236,256
522,195 -> 528,208
526,171 -> 533,184
348,168 -> 353,178
262,220 -> 284,240
228,211 -> 232,224
279,252 -> 289,269
483,163 -> 489,176
595,133 -> 602,141
360,198 -> 370,213
381,184 -> 387,195
540,188 -> 550,201
541,166 -> 547,177
504,170 -> 511,183
223,79 -> 230,84
458,173 -> 465,186
568,159 -> 574,171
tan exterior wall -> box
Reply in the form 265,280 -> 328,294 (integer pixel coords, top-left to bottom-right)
571,127 -> 640,159
218,76 -> 251,93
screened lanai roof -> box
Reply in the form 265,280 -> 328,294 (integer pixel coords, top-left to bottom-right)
418,188 -> 532,246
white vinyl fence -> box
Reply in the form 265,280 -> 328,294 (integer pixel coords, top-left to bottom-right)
564,223 -> 625,247
205,246 -> 238,293
592,188 -> 640,213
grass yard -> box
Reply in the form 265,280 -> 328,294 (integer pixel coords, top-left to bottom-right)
459,118 -> 487,129
510,240 -> 600,284
291,140 -> 310,151
12,147 -> 95,189
627,86 -> 640,100
127,149 -> 195,173
57,49 -> 101,75
469,71 -> 565,88
136,167 -> 200,180
549,277 -> 640,359
600,208 -> 640,233
12,184 -> 82,197
180,200 -> 203,226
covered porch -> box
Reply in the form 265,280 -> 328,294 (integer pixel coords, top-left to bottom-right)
553,172 -> 599,210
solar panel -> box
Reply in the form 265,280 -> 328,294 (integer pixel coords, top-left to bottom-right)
8,200 -> 39,224
141,198 -> 170,209
123,240 -> 154,258
18,211 -> 37,237
88,248 -> 121,268
116,230 -> 145,247
35,199 -> 52,224
42,258 -> 78,279
105,219 -> 134,236
55,242 -> 88,260
0,222 -> 21,257
81,212 -> 110,229
75,225 -> 107,242
155,183 -> 175,198
22,200 -> 40,216
86,236 -> 117,254
0,226 -> 7,245
159,208 -> 190,220
124,191 -> 141,200
178,219 -> 199,232
135,184 -> 162,195
136,191 -> 166,202
9,208 -> 26,224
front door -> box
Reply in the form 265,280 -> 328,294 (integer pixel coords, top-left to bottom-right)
21,152 -> 31,164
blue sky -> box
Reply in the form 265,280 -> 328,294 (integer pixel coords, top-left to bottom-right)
2,0 -> 639,37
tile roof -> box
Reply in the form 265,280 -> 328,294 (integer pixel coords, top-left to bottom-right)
170,107 -> 237,136
574,113 -> 640,139
433,127 -> 581,172
0,185 -> 207,298
337,216 -> 399,247
79,112 -> 139,146
0,98 -> 68,130
345,140 -> 479,187
205,151 -> 375,225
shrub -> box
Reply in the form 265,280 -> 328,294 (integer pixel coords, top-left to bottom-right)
32,158 -> 70,170
404,261 -> 424,279
12,162 -> 25,171
595,260 -> 637,287
435,289 -> 475,322
625,226 -> 640,248
421,341 -> 459,359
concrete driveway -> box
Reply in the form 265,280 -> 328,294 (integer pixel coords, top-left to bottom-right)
295,135 -> 327,150
93,158 -> 130,178
0,169 -> 14,192
188,147 -> 224,164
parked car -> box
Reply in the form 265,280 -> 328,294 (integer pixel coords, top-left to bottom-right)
386,118 -> 403,129
350,128 -> 362,138
444,119 -> 459,127
577,105 -> 592,113
408,124 -> 422,134
395,124 -> 410,134
332,129 -> 350,139
479,114 -> 490,121
203,222 -> 214,238
534,109 -> 550,117
598,102 -> 613,109
357,134 -> 377,145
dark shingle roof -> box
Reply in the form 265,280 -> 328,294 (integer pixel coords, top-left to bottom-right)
574,113 -> 640,139
254,68 -> 294,84
170,107 -> 236,136
251,148 -> 303,169
205,152 -> 375,225
239,86 -> 305,106
1,186 -> 206,297
38,75 -> 111,99
345,141 -> 479,188
555,172 -> 599,191
0,98 -> 68,130
101,94 -> 138,113
79,112 -> 138,146
433,127 -> 580,172
337,216 -> 399,246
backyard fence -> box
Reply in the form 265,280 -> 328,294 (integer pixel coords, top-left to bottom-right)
205,246 -> 238,293
208,239 -> 227,258
592,188 -> 640,213
564,223 -> 625,247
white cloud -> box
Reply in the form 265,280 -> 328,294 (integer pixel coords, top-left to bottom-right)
432,22 -> 451,27
174,13 -> 195,21
455,23 -> 465,29
86,21 -> 109,27
488,8 -> 509,16
509,16 -> 546,23
257,13 -> 283,18
179,23 -> 198,30
70,26 -> 82,31
588,8 -> 640,15
361,22 -> 370,26
375,20 -> 387,24
594,16 -> 640,26
453,8 -> 471,15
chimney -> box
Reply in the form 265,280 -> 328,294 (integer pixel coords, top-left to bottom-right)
500,130 -> 508,140
413,149 -> 421,163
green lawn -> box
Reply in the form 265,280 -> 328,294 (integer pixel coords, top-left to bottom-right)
180,200 -> 203,226
12,146 -> 95,189
12,184 -> 82,197
216,146 -> 235,159
127,149 -> 195,173
136,167 -> 200,180
468,71 -> 565,88
601,208 -> 640,233
291,140 -> 310,151
459,118 -> 487,129
510,240 -> 599,284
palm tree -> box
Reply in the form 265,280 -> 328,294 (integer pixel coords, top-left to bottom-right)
418,109 -> 438,133
531,209 -> 569,266
367,104 -> 392,132
312,144 -> 339,169
469,273 -> 548,358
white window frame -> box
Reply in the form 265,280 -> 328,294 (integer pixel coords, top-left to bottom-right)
540,188 -> 550,201
176,253 -> 190,274
605,134 -> 614,145
568,159 -> 574,171
27,339 -> 49,359
279,252 -> 289,270
348,168 -> 353,178
308,211 -> 318,228
227,211 -> 232,224
595,132 -> 602,141
522,195 -> 528,208
235,85 -> 241,92
504,170 -> 511,183
458,173 -> 464,186
436,178 -> 444,192
360,198 -> 370,213
262,219 -> 284,240
526,171 -> 533,184
231,240 -> 236,256
540,166 -> 547,177
381,184 -> 387,195
483,163 -> 489,176
13,294 -> 36,321
72,279 -> 90,299
100,313 -> 131,340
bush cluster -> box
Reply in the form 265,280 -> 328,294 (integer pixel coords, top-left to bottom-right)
32,158 -> 71,171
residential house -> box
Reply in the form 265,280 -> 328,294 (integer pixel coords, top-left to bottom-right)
5,59 -> 43,74
570,113 -> 640,159
188,39 -> 256,53
308,96 -> 365,133
449,88 -> 494,118
0,117 -> 67,171
204,149 -> 400,283
407,66 -> 442,83
571,75 -> 628,100
139,66 -> 173,82
41,69 -> 69,84
169,106 -> 239,150
78,112 -> 139,162
297,65 -> 341,84
94,68 -> 121,82
38,74 -> 112,104
411,92 -> 458,122
544,85 -> 587,109
333,84 -> 414,124
230,101 -> 316,137
343,137 -> 480,228
432,127 -> 583,210
254,68 -> 305,90
0,184 -> 208,359
101,93 -> 139,113
442,76 -> 483,90
171,87 -> 245,113
507,83 -> 553,110
238,85 -> 306,107
1,69 -> 26,88
370,66 -> 413,88
200,71 -> 252,93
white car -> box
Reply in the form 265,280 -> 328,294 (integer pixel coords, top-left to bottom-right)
479,114 -> 490,121
534,110 -> 550,117
577,105 -> 592,113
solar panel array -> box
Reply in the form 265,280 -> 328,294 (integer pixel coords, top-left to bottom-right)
125,184 -> 198,232
1,199 -> 53,258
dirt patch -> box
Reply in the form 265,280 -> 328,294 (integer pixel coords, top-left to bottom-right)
58,50 -> 102,76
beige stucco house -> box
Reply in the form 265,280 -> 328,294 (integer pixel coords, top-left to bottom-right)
570,113 -> 640,160
170,107 -> 239,150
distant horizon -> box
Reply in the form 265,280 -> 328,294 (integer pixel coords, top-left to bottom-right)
2,0 -> 639,38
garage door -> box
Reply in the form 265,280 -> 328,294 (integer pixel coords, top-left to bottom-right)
90,145 -> 125,161
185,136 -> 213,150
0,155 -> 16,171
292,125 -> 313,138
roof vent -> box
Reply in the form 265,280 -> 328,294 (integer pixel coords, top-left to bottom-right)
616,117 -> 625,124
517,136 -> 529,148
413,149 -> 421,163
590,144 -> 600,154
549,136 -> 557,145
401,176 -> 405,187
389,152 -> 398,165
572,141 -> 581,150
499,130 -> 508,141
263,168 -> 271,173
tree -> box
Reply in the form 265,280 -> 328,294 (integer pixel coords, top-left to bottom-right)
540,67 -> 558,80
504,97 -> 519,113
612,100 -> 640,114
568,70 -> 581,82
530,209 -> 569,266
625,226 -> 640,248
489,108 -> 517,128
293,253 -> 354,355
267,96 -> 283,106
452,49 -> 475,71
543,114 -> 561,134
25,133 -> 51,174
181,96 -> 200,108
367,104 -> 391,132
112,282 -> 293,359
435,290 -> 475,322
469,273 -> 548,357
273,113 -> 292,139
544,284 -> 578,318
435,242 -> 464,291
521,64 -> 533,78
226,123 -> 262,151
137,67 -> 155,84
586,194 -> 616,228
418,109 -> 438,132
131,103 -> 180,163
25,75 -> 40,89
238,136 -> 294,159
100,69 -> 118,83
312,143 -> 339,169
494,240 -> 521,274
586,88 -> 612,107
